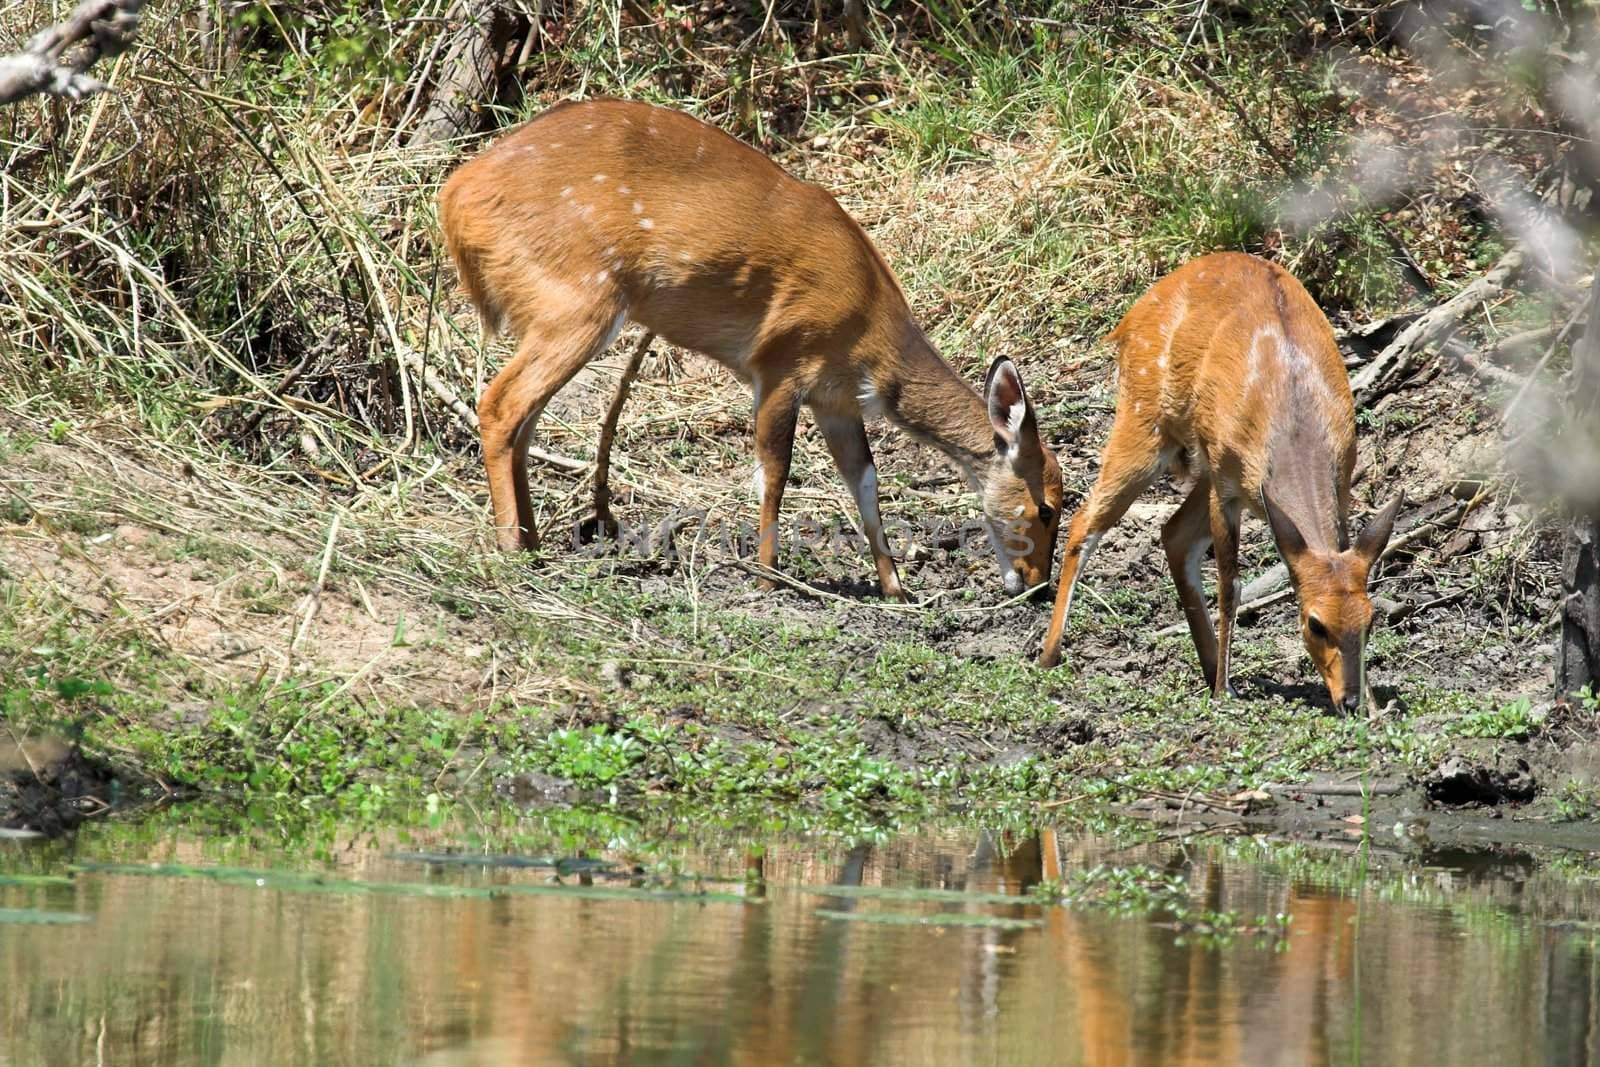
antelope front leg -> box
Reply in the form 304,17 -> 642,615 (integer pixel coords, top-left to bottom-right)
1039,509 -> 1097,669
816,413 -> 908,602
1039,413 -> 1162,669
478,310 -> 624,552
1208,490 -> 1243,699
1162,479 -> 1220,687
751,381 -> 799,590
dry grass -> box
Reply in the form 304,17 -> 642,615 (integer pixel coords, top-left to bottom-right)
0,0 -> 1584,734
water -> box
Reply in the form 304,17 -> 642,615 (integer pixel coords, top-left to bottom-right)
3,810 -> 1598,1065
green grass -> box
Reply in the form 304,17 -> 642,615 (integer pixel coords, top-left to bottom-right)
0,542 -> 1508,828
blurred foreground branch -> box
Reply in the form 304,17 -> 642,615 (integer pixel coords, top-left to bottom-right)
0,0 -> 141,105
1557,271 -> 1600,697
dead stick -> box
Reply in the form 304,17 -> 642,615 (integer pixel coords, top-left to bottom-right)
0,0 -> 141,105
1351,246 -> 1525,404
290,510 -> 342,656
1503,299 -> 1591,426
1264,780 -> 1405,797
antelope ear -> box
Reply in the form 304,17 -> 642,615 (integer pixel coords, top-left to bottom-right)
1355,492 -> 1404,565
985,357 -> 1037,457
1262,488 -> 1309,561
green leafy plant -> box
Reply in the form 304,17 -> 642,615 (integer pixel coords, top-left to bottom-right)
1455,698 -> 1539,740
536,726 -> 643,788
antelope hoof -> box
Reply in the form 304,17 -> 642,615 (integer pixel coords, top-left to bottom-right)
495,529 -> 535,553
882,581 -> 913,605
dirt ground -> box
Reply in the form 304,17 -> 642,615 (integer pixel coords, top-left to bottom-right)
0,332 -> 1592,846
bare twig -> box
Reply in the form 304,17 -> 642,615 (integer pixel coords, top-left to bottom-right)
1504,298 -> 1591,426
0,0 -> 141,105
1181,54 -> 1434,295
290,509 -> 343,657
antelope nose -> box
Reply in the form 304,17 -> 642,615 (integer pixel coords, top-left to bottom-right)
1341,693 -> 1361,715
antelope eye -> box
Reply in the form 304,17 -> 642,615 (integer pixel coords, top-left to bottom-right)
1307,616 -> 1330,641
1039,504 -> 1056,526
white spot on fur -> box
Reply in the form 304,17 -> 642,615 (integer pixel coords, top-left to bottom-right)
632,201 -> 644,215
1245,327 -> 1276,392
858,379 -> 884,418
696,141 -> 706,158
1182,537 -> 1205,598
617,184 -> 630,195
593,174 -> 607,183
638,218 -> 655,230
559,186 -> 573,198
584,123 -> 593,130
677,251 -> 692,262
1155,287 -> 1189,370
856,465 -> 881,527
599,310 -> 627,353
595,269 -> 609,284
1055,531 -> 1104,617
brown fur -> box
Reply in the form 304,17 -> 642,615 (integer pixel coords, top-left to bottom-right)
438,99 -> 1062,598
1038,252 -> 1399,712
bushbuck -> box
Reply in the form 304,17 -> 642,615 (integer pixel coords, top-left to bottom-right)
438,98 -> 1063,600
1038,253 -> 1401,713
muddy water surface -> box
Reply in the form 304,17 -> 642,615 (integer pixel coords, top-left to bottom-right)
2,811 -> 1597,1066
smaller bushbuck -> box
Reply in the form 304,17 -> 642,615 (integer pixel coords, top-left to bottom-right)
439,98 -> 1064,599
1038,253 -> 1401,713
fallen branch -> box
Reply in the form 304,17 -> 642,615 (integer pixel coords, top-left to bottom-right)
0,0 -> 141,105
408,0 -> 503,145
1263,779 -> 1405,798
1451,342 -> 1530,391
1350,245 -> 1525,406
